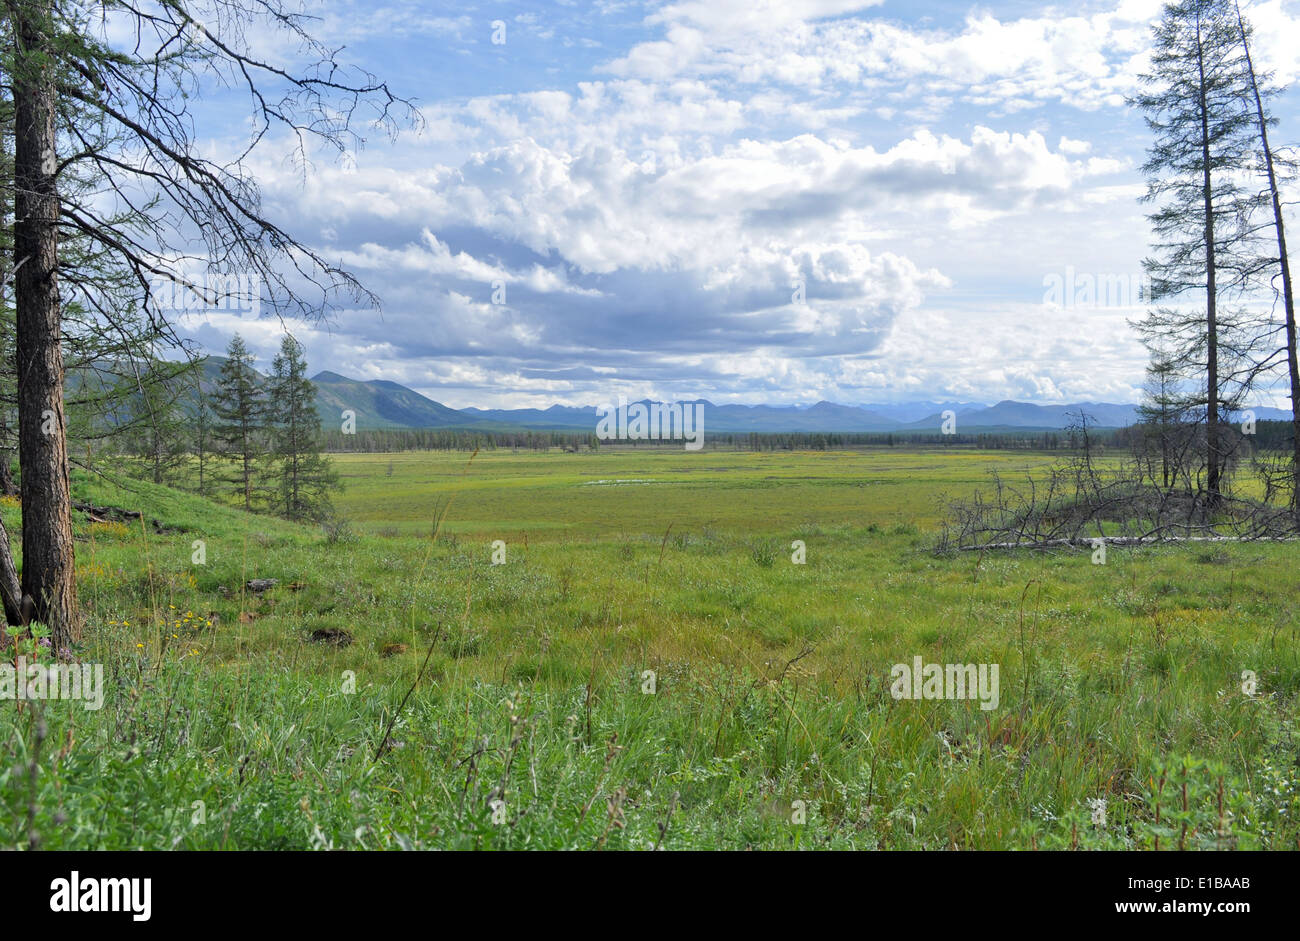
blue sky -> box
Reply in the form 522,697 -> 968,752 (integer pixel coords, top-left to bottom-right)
171,0 -> 1300,409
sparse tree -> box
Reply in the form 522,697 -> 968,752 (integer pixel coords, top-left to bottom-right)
192,374 -> 213,497
1230,0 -> 1300,511
1131,0 -> 1262,508
1138,352 -> 1188,488
267,334 -> 336,522
211,334 -> 265,511
117,362 -> 191,485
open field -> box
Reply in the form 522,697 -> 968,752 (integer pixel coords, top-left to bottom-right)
3,447 -> 1299,849
330,447 -> 1064,536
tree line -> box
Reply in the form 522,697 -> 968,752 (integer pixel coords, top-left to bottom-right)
321,425 -> 1217,454
320,427 -> 601,453
110,333 -> 340,523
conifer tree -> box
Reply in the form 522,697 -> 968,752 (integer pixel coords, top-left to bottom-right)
122,364 -> 190,485
1231,0 -> 1300,511
268,335 -> 337,522
192,376 -> 213,498
211,334 -> 266,511
1131,0 -> 1262,506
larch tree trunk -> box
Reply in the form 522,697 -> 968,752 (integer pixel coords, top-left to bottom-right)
14,1 -> 80,650
0,512 -> 23,630
1235,1 -> 1300,514
1195,14 -> 1222,508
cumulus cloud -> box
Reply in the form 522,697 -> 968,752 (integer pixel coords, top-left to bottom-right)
206,111 -> 1140,407
178,0 -> 1280,408
601,0 -> 1300,114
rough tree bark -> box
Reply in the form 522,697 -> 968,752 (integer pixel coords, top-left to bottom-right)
14,1 -> 79,649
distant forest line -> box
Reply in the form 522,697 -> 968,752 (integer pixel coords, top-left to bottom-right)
317,420 -> 1298,454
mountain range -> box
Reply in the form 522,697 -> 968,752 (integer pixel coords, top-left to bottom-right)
193,357 -> 1293,433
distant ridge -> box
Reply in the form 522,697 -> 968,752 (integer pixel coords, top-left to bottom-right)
310,371 -> 468,429
185,357 -> 1293,432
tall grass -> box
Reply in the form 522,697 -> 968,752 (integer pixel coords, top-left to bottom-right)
2,451 -> 1298,849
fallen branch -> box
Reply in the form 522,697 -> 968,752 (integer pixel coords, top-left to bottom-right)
954,534 -> 1300,551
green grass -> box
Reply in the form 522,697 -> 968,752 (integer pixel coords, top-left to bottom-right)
329,447 -> 1062,536
2,447 -> 1298,849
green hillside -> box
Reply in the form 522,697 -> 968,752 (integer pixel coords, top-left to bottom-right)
187,357 -> 478,431
310,371 -> 471,430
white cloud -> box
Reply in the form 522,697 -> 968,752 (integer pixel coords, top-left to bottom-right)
597,0 -> 1292,115
178,0 -> 1300,407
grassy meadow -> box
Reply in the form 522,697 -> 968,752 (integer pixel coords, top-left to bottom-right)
3,445 -> 1299,849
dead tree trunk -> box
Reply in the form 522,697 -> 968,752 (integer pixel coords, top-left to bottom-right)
1195,15 -> 1222,509
0,513 -> 22,629
14,2 -> 79,649
0,448 -> 15,496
